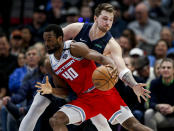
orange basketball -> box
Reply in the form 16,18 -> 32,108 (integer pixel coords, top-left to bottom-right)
92,65 -> 118,91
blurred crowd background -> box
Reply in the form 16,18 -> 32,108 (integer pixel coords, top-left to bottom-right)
0,0 -> 174,131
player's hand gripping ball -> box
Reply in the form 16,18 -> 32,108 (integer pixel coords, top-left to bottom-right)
92,65 -> 118,91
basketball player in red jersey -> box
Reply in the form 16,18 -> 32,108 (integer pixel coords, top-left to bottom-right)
19,3 -> 152,131
36,24 -> 152,131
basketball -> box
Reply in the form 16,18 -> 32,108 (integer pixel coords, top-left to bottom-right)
92,65 -> 118,91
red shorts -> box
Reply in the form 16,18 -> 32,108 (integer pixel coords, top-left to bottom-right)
65,87 -> 127,122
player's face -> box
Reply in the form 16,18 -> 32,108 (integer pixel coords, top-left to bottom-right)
95,10 -> 114,32
43,31 -> 61,54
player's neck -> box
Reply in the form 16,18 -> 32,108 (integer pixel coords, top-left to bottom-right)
89,23 -> 105,41
53,44 -> 64,60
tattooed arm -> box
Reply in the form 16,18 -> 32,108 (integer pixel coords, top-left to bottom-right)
104,38 -> 151,103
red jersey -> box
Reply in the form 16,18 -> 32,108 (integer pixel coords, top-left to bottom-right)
49,41 -> 128,123
49,40 -> 96,95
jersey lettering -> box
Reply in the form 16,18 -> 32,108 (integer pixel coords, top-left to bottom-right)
62,67 -> 78,80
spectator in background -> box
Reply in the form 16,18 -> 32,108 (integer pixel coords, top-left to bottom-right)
47,0 -> 66,25
0,33 -> 18,97
10,29 -> 23,56
129,48 -> 144,69
145,58 -> 174,131
21,26 -> 34,50
118,35 -> 133,57
122,28 -> 138,47
109,1 -> 127,38
160,27 -> 174,49
134,56 -> 155,85
128,3 -> 162,55
153,59 -> 162,78
28,5 -> 48,43
167,50 -> 174,61
148,39 -> 168,67
170,21 -> 174,40
17,52 -> 26,67
34,42 -> 46,57
8,46 -> 40,94
160,27 -> 173,47
129,48 -> 144,58
60,7 -> 79,28
1,57 -> 47,131
79,6 -> 93,23
119,0 -> 135,22
144,0 -> 169,25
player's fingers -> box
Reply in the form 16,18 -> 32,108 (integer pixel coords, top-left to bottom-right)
46,76 -> 49,83
144,93 -> 151,98
144,89 -> 151,93
35,85 -> 41,89
139,83 -> 147,87
141,95 -> 147,102
137,96 -> 141,103
111,69 -> 118,77
36,82 -> 42,85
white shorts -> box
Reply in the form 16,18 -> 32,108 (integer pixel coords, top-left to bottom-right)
109,106 -> 134,125
59,105 -> 133,125
59,105 -> 83,125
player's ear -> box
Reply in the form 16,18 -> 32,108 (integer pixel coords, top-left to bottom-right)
57,36 -> 63,43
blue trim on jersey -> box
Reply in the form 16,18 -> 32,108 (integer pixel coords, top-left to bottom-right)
108,110 -> 121,123
64,104 -> 86,122
83,86 -> 95,93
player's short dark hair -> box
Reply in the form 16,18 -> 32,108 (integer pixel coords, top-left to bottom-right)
44,24 -> 63,38
94,3 -> 115,17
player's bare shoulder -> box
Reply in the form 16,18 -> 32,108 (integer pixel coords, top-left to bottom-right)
103,37 -> 122,56
63,23 -> 84,40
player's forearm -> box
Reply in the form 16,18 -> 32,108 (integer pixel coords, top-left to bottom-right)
52,88 -> 69,99
97,55 -> 115,66
119,69 -> 138,88
113,57 -> 137,88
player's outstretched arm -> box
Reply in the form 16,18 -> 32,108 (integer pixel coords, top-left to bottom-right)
105,38 -> 151,103
38,58 -> 69,98
35,76 -> 68,99
70,41 -> 115,67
